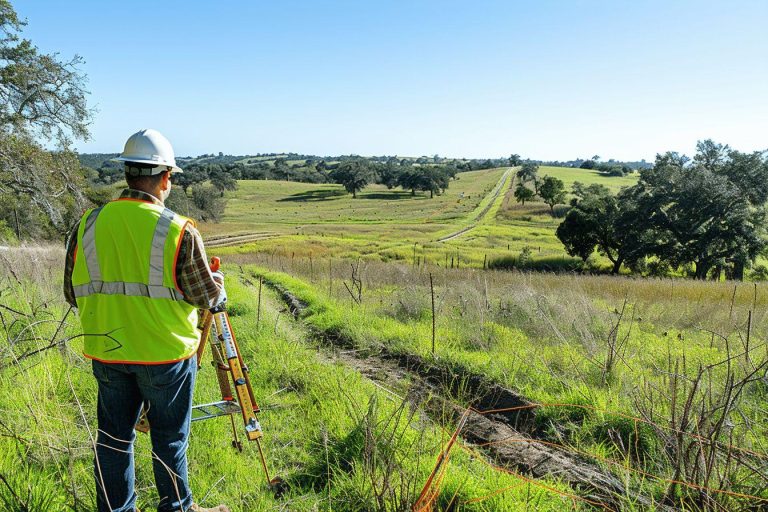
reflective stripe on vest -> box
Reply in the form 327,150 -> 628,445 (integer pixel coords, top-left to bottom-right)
73,281 -> 184,300
73,206 -> 185,301
72,199 -> 199,364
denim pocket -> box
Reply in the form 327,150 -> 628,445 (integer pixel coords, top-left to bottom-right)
143,356 -> 195,390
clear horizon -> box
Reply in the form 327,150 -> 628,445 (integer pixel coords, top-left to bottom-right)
14,0 -> 768,162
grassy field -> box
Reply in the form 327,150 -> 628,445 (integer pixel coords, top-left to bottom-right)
536,166 -> 638,192
206,166 -> 637,270
6,166 -> 766,510
225,253 -> 768,510
0,247 -> 588,511
205,167 -> 506,237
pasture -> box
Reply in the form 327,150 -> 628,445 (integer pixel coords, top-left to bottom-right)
207,166 -> 638,269
4,167 -> 766,511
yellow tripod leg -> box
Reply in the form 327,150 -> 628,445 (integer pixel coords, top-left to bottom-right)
211,309 -> 262,441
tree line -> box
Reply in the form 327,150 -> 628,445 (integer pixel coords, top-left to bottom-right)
556,140 -> 768,280
94,158 -> 460,200
3,0 -> 768,283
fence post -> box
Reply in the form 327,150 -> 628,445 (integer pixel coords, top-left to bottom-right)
430,273 -> 436,355
256,275 -> 263,328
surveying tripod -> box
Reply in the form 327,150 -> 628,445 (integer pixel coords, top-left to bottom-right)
136,258 -> 280,489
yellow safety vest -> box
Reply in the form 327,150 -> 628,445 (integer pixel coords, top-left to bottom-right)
71,198 -> 200,364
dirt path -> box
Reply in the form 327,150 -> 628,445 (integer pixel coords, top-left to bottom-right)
436,168 -> 514,242
204,231 -> 278,248
256,277 -> 670,511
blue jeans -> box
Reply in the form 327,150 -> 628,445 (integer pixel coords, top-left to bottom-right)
92,356 -> 197,512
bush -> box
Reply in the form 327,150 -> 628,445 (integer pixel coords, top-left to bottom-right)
0,220 -> 17,245
749,264 -> 768,281
84,184 -> 117,207
645,259 -> 672,278
488,254 -> 583,272
551,204 -> 571,218
191,184 -> 226,222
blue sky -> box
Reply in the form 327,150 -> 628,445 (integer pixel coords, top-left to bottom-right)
14,1 -> 768,161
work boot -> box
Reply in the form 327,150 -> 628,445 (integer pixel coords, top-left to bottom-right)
189,504 -> 230,512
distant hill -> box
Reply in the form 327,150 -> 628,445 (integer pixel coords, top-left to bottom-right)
78,153 -> 120,170
79,151 -> 650,172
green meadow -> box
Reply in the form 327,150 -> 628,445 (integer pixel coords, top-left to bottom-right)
209,166 -> 638,270
4,167 -> 767,511
0,247 -> 587,511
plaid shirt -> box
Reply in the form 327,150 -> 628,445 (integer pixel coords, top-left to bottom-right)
63,189 -> 222,309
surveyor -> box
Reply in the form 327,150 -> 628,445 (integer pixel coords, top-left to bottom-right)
63,129 -> 230,512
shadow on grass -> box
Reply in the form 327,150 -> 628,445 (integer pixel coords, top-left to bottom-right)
359,191 -> 417,200
278,189 -> 348,202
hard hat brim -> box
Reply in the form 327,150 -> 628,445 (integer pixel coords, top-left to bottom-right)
112,156 -> 184,173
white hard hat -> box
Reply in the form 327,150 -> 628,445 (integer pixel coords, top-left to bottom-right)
114,129 -> 183,174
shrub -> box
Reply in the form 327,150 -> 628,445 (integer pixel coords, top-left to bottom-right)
749,264 -> 768,281
551,204 -> 571,218
488,254 -> 583,272
191,184 -> 226,222
0,220 -> 17,245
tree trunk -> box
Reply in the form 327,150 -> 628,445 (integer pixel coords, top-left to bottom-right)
694,261 -> 711,280
733,260 -> 745,281
430,190 -> 434,198
610,257 -> 623,275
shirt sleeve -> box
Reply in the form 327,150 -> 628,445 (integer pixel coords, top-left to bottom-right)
176,225 -> 224,309
63,222 -> 79,308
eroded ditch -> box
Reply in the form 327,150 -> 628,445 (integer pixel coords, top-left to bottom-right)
255,276 -> 670,511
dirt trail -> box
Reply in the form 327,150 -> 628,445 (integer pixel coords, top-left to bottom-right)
436,168 -> 514,242
261,278 -> 670,511
204,232 -> 278,248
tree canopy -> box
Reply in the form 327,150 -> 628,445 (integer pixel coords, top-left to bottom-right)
538,176 -> 566,213
513,182 -> 535,205
556,183 -> 638,274
557,141 -> 768,279
516,162 -> 538,184
628,142 -> 768,279
0,0 -> 91,144
0,1 -> 92,240
329,159 -> 375,198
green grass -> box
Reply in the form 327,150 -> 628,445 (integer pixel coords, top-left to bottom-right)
229,256 -> 768,510
537,165 -> 638,193
7,164 -> 766,510
202,166 -> 637,271
0,247 -> 588,511
209,167 -> 506,234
